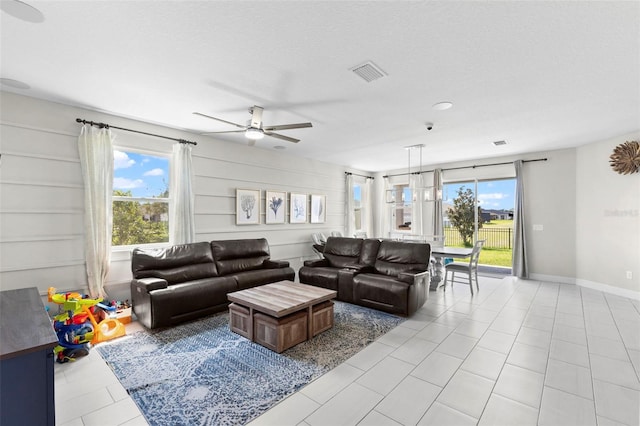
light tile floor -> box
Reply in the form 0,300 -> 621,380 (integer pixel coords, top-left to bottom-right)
55,276 -> 640,425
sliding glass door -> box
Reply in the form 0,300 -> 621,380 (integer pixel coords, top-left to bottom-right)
443,178 -> 515,268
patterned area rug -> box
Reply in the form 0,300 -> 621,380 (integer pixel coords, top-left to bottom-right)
97,301 -> 405,426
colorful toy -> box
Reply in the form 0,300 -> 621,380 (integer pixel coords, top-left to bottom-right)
48,287 -> 126,363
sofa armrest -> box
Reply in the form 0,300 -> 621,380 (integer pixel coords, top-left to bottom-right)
303,258 -> 329,267
132,277 -> 168,293
397,269 -> 429,285
263,259 -> 290,269
343,263 -> 374,273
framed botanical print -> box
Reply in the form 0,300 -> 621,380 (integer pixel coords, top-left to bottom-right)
236,189 -> 260,225
265,190 -> 286,224
310,194 -> 326,223
289,193 -> 307,224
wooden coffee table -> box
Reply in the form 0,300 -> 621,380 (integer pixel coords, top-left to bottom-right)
227,281 -> 337,353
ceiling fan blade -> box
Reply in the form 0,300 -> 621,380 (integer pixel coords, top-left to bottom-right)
263,122 -> 313,131
264,132 -> 300,143
202,130 -> 246,135
193,112 -> 246,129
250,106 -> 263,129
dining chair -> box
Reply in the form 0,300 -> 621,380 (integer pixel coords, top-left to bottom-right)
311,233 -> 327,258
330,231 -> 343,237
444,239 -> 485,295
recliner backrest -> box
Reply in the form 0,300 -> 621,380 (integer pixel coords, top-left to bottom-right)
374,241 -> 431,276
323,237 -> 363,268
211,238 -> 270,276
131,242 -> 218,283
359,238 -> 381,267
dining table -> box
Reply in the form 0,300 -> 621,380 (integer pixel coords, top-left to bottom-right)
430,246 -> 473,290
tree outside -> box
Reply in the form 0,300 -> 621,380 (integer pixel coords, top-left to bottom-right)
112,189 -> 168,246
447,186 -> 482,247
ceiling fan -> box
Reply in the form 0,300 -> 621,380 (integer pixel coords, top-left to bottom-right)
194,106 -> 312,146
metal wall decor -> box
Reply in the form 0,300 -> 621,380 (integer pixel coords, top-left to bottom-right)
609,140 -> 640,175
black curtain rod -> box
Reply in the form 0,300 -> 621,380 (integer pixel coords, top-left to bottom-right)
382,158 -> 547,178
76,118 -> 197,146
345,171 -> 374,180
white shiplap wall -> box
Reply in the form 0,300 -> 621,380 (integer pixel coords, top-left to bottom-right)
0,92 -> 354,300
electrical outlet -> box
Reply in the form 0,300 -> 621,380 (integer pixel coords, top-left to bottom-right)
626,271 -> 633,280
533,224 -> 544,231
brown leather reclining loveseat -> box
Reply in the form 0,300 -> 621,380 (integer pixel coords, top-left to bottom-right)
131,238 -> 295,328
298,237 -> 430,316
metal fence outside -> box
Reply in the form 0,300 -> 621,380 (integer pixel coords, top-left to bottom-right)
444,226 -> 513,249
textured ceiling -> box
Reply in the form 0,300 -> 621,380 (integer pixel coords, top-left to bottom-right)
1,1 -> 639,172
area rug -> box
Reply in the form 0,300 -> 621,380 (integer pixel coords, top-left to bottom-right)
96,302 -> 405,426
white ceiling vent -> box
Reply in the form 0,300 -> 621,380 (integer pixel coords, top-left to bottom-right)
350,61 -> 387,83
492,140 -> 507,146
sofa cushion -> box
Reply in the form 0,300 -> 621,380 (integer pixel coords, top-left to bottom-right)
231,268 -> 295,290
323,237 -> 363,268
298,266 -> 340,291
352,273 -> 410,315
150,276 -> 237,319
374,241 -> 430,277
132,242 -> 218,283
211,239 -> 271,276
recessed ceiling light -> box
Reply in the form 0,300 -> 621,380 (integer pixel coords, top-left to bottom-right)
492,140 -> 507,146
273,146 -> 286,150
0,0 -> 44,23
0,78 -> 30,90
432,101 -> 453,111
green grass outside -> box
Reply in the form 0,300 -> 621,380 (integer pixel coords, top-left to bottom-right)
445,220 -> 513,267
483,219 -> 513,228
478,247 -> 512,268
444,243 -> 512,268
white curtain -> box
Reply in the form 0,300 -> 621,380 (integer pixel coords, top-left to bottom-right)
432,168 -> 444,247
170,142 -> 195,245
345,173 -> 356,238
78,124 -> 114,299
362,177 -> 374,238
513,160 -> 528,278
410,173 -> 424,236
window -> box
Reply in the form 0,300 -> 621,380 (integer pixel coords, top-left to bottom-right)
353,183 -> 362,231
443,178 -> 516,268
112,149 -> 170,248
393,184 -> 412,231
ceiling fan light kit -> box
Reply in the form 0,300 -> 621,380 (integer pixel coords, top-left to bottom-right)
245,128 -> 264,140
195,105 -> 312,145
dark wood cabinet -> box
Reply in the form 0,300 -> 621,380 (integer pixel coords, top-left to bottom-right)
1,287 -> 58,426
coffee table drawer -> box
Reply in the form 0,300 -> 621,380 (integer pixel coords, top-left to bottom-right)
229,303 -> 252,339
312,301 -> 334,337
253,310 -> 307,353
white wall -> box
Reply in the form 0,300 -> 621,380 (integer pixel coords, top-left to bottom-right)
576,131 -> 640,298
0,92 -> 352,299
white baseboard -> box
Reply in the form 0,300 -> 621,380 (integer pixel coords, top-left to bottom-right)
529,273 -> 576,285
527,274 -> 640,301
575,278 -> 640,301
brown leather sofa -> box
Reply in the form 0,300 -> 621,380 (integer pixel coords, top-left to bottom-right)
131,238 -> 295,329
298,237 -> 430,316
